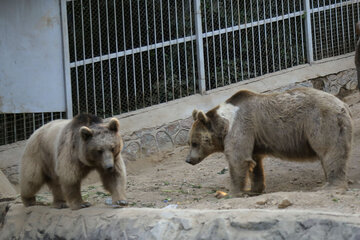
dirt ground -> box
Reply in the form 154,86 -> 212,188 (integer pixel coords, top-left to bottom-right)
15,91 -> 360,214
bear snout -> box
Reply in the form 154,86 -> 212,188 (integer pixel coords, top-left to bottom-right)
186,156 -> 198,165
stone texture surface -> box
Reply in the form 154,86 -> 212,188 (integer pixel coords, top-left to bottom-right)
0,170 -> 16,201
1,205 -> 360,240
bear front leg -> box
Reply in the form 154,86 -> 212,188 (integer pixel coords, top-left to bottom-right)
99,159 -> 127,206
228,158 -> 255,197
249,155 -> 266,194
62,181 -> 91,210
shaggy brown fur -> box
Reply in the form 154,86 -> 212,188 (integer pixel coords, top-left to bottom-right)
186,88 -> 353,196
20,113 -> 127,210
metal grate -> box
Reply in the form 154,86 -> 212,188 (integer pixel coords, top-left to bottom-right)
311,1 -> 360,61
0,112 -> 66,146
66,0 -> 198,118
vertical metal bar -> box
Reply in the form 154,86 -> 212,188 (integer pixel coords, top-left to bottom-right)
182,0 -> 189,96
129,0 -> 138,109
32,113 -> 35,132
340,0 -> 346,54
269,1 -> 275,71
244,0 -> 250,78
4,115 -> 7,145
89,0 -> 97,115
281,0 -> 287,68
329,0 -> 334,56
167,0 -> 175,99
189,0 -> 197,93
145,0 -> 153,105
300,0 -> 305,62
304,0 -> 314,63
317,0 -> 323,59
42,113 -> 45,126
352,1 -> 356,49
160,0 -> 167,102
287,0 -> 293,67
275,1 -> 281,69
71,1 -> 80,115
80,0 -> 88,112
210,0 -> 218,88
334,0 -> 340,55
113,0 -> 122,113
121,0 -> 130,111
60,0 -> 73,118
323,0 -> 329,58
175,0 -> 182,97
203,0 -> 211,88
262,0 -> 269,73
237,0 -> 244,81
223,0 -> 231,84
217,0 -> 225,85
194,0 -> 206,94
23,113 -> 26,139
256,0 -> 263,75
311,1 -> 318,60
13,114 -> 16,142
97,0 -> 106,117
136,0 -> 145,107
249,0 -> 257,77
105,0 -> 114,116
230,0 -> 238,82
152,0 -> 160,103
293,0 -> 299,65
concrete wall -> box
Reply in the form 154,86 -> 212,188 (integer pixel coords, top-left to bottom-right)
0,0 -> 66,113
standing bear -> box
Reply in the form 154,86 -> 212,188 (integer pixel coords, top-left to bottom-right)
186,87 -> 353,196
20,113 -> 127,210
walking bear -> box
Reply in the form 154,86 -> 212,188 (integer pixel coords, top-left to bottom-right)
20,113 -> 127,210
186,88 -> 353,196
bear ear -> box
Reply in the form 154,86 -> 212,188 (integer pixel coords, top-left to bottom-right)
197,111 -> 209,124
80,127 -> 93,141
108,118 -> 120,132
192,109 -> 198,120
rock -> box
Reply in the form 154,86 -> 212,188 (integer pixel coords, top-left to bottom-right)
1,206 -> 360,239
156,131 -> 174,151
0,203 -> 10,228
0,170 -> 17,201
256,200 -> 268,205
278,199 -> 292,209
174,129 -> 189,146
141,134 -> 158,156
165,121 -> 180,136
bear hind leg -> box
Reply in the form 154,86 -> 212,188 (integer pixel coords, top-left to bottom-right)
62,181 -> 90,210
319,147 -> 349,191
20,160 -> 45,207
47,180 -> 68,209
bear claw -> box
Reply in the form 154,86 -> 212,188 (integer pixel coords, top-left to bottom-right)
115,200 -> 128,206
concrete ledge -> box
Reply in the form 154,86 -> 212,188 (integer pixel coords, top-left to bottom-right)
2,205 -> 360,239
117,54 -> 355,134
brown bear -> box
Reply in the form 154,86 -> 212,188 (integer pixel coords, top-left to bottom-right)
20,113 -> 127,210
186,87 -> 353,196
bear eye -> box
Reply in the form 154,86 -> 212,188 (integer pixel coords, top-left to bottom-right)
97,149 -> 104,154
111,147 -> 115,152
192,143 -> 198,148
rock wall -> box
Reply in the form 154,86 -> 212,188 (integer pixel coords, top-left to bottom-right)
1,205 -> 360,240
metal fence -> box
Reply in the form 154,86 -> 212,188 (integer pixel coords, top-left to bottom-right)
1,0 -> 360,146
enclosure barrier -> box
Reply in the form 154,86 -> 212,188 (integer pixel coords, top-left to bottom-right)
1,0 -> 359,145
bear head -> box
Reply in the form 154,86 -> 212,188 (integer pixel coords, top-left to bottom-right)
79,118 -> 123,172
186,109 -> 225,165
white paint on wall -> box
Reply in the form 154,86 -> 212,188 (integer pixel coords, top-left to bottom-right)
0,0 -> 65,113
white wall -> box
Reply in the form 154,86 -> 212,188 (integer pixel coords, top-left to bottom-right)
0,0 -> 65,113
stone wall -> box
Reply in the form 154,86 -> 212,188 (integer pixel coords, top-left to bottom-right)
121,68 -> 358,162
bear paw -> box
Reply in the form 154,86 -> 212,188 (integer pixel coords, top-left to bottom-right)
115,200 -> 128,206
52,201 -> 68,209
70,201 -> 91,210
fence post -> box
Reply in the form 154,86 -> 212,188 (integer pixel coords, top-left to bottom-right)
194,0 -> 206,94
304,0 -> 314,64
60,0 -> 73,119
